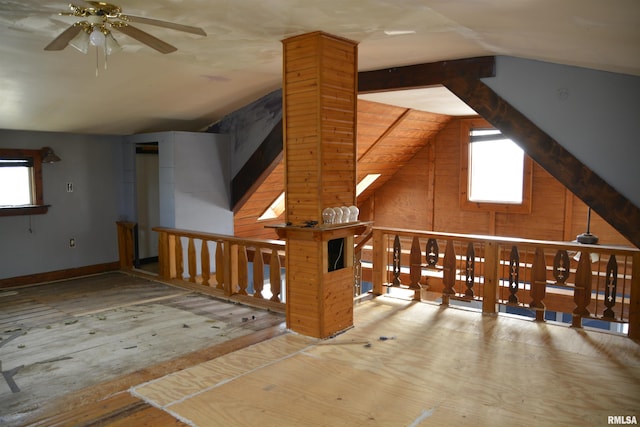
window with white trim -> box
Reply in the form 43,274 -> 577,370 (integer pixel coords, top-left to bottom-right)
460,120 -> 532,214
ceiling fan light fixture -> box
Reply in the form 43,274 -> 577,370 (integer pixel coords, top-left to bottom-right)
89,27 -> 106,46
105,32 -> 121,55
69,29 -> 90,53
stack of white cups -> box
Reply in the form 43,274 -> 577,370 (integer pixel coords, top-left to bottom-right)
322,206 -> 359,225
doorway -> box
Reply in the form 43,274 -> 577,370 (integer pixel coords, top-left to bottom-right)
135,142 -> 160,271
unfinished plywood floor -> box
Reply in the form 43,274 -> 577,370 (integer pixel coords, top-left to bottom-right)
131,296 -> 640,427
0,272 -> 285,426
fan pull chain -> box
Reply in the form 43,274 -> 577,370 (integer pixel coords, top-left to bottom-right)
104,44 -> 109,71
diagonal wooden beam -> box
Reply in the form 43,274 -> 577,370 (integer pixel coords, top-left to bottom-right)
444,77 -> 640,249
231,119 -> 283,212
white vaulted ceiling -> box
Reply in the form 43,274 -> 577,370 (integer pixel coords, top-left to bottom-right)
0,0 -> 638,135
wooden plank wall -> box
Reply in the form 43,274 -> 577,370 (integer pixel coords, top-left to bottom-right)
283,32 -> 357,226
365,117 -> 632,246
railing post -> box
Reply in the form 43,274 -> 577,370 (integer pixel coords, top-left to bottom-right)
482,240 -> 499,314
116,221 -> 136,270
157,230 -> 170,279
629,252 -> 640,339
372,229 -> 386,296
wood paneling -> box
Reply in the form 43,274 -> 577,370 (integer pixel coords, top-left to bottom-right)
373,117 -> 631,246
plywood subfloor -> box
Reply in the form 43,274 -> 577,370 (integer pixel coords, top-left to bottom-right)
0,272 -> 285,426
133,296 -> 640,427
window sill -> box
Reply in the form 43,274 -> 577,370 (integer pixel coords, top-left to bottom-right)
0,205 -> 50,217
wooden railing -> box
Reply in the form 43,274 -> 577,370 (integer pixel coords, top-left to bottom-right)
153,227 -> 286,307
369,227 -> 640,339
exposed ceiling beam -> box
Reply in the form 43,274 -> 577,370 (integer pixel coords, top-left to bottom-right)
358,56 -> 496,93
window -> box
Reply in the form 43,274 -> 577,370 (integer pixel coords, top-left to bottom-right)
0,148 -> 48,216
258,192 -> 285,221
460,120 -> 532,213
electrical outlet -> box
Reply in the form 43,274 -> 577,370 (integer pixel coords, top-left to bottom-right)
69,238 -> 76,248
66,182 -> 73,192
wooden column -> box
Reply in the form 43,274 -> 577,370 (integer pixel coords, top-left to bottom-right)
281,31 -> 359,338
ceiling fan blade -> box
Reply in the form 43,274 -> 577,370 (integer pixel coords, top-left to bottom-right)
120,14 -> 207,36
44,24 -> 83,51
113,24 -> 177,54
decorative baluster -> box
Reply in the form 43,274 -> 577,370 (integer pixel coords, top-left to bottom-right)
508,246 -> 520,304
253,248 -> 265,299
573,250 -> 593,327
175,236 -> 184,280
215,241 -> 224,290
187,238 -> 197,283
409,236 -> 422,289
426,238 -> 439,268
603,255 -> 618,319
409,236 -> 422,300
553,249 -> 570,284
530,247 -> 547,321
442,240 -> 456,305
464,242 -> 475,298
201,240 -> 210,286
270,249 -> 282,302
237,244 -> 249,295
392,235 -> 401,286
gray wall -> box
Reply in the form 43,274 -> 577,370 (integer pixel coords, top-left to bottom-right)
483,56 -> 640,209
0,130 -> 124,279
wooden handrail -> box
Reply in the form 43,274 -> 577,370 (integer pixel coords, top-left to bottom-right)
145,225 -> 639,338
369,227 -> 639,339
153,227 -> 286,306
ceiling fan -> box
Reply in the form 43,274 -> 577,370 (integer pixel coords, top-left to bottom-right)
44,1 -> 207,54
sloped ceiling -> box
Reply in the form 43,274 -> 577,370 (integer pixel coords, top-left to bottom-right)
0,0 -> 638,135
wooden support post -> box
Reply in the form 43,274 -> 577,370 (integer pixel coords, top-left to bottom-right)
281,31 -> 359,338
483,241 -> 499,314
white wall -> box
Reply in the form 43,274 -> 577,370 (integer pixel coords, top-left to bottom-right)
483,56 -> 640,209
0,130 -> 123,279
128,131 -> 232,234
